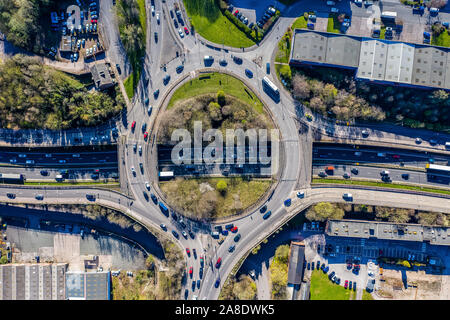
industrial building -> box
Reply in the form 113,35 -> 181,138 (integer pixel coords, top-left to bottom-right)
0,264 -> 111,300
66,271 -> 111,300
0,263 -> 67,300
325,219 -> 450,246
289,29 -> 450,90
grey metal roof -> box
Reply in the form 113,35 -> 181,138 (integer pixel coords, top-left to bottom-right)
66,271 -> 110,300
287,241 -> 305,285
0,263 -> 67,300
326,219 -> 450,246
290,29 -> 450,90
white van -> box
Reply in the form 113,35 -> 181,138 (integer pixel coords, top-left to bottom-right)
445,142 -> 450,149
55,174 -> 63,180
343,193 -> 353,201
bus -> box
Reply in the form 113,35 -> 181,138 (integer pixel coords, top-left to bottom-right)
425,164 -> 450,179
262,76 -> 280,102
0,173 -> 24,183
159,171 -> 174,180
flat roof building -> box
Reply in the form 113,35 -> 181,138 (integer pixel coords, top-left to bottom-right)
326,219 -> 450,246
0,263 -> 67,300
65,271 -> 110,300
91,63 -> 114,90
290,29 -> 450,90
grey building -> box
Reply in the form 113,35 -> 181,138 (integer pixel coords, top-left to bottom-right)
287,241 -> 305,285
290,29 -> 450,90
326,219 -> 450,246
0,263 -> 67,300
65,271 -> 111,300
90,63 -> 115,90
290,30 -> 361,69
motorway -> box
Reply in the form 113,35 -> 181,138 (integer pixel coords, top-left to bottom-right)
1,0 -> 450,301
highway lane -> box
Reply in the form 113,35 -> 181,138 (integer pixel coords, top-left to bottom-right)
312,165 -> 450,188
0,166 -> 118,181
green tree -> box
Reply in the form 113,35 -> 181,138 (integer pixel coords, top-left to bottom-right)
217,90 -> 226,106
216,180 -> 228,194
306,202 -> 345,222
0,255 -> 8,264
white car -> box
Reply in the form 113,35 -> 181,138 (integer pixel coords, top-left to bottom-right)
151,5 -> 155,15
145,181 -> 150,190
59,159 -> 66,163
178,28 -> 184,38
131,167 -> 136,175
156,13 -> 160,24
138,145 -> 142,155
331,7 -> 339,13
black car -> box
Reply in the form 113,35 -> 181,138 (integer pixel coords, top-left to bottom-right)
259,205 -> 267,213
6,193 -> 15,199
192,280 -> 196,291
232,56 -> 243,64
154,32 -> 158,42
245,68 -> 253,78
353,282 -> 357,291
311,262 -> 315,270
153,89 -> 160,99
320,263 -> 325,270
351,168 -> 359,175
142,191 -> 149,201
184,289 -> 189,299
150,193 -> 158,204
402,173 -> 409,180
316,261 -> 320,269
40,170 -> 49,176
188,230 -> 195,239
228,245 -> 235,252
170,10 -> 174,18
219,59 -> 227,66
171,211 -> 178,221
234,234 -> 241,242
139,163 -> 144,173
307,262 -> 310,270
225,224 -> 234,230
197,280 -> 201,289
172,230 -> 179,239
199,267 -> 203,279
163,75 -> 171,85
335,277 -> 341,285
176,65 -> 184,73
329,271 -> 335,280
193,248 -> 197,259
173,19 -> 178,28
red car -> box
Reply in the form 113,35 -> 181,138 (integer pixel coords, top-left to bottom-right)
189,267 -> 193,278
230,226 -> 238,233
344,280 -> 348,289
186,248 -> 190,256
94,169 -> 100,173
215,257 -> 222,268
144,131 -> 148,140
131,121 -> 136,131
233,10 -> 239,16
184,27 -> 189,35
91,19 -> 97,24
393,154 -> 400,159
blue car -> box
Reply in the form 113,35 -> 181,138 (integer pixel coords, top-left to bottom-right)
150,193 -> 158,204
245,69 -> 253,78
172,230 -> 179,239
263,211 -> 272,220
215,278 -> 220,288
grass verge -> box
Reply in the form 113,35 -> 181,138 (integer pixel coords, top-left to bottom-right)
167,72 -> 264,113
184,0 -> 255,48
292,16 -> 308,30
312,178 -> 450,195
310,269 -> 351,300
